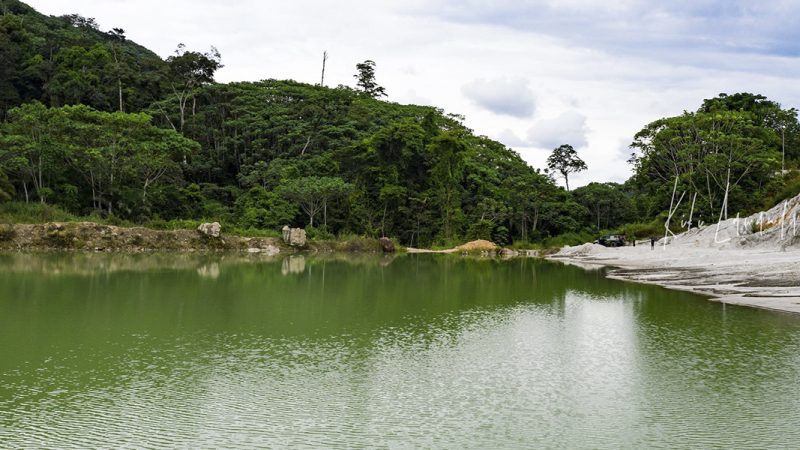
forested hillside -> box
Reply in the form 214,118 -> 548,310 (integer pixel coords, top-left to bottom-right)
1,0 -> 799,247
0,0 -> 167,117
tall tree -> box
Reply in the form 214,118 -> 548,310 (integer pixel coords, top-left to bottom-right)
47,44 -> 112,109
429,132 -> 466,240
107,28 -> 127,112
546,144 -> 587,191
630,107 -> 780,219
354,60 -> 386,98
0,102 -> 63,203
279,176 -> 351,228
572,182 -> 634,230
164,44 -> 222,132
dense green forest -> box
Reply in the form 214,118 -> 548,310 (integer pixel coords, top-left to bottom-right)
1,0 -> 799,246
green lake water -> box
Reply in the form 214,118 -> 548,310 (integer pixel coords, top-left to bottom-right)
1,253 -> 799,449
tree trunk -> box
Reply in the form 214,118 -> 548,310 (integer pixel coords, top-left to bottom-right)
179,97 -> 186,132
596,205 -> 601,230
142,179 -> 149,201
112,45 -> 123,112
522,216 -> 527,241
320,51 -> 327,86
37,157 -> 44,203
300,135 -> 311,156
118,78 -> 123,112
381,203 -> 388,238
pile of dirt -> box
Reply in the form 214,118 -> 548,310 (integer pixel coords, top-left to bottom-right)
456,240 -> 499,251
553,242 -> 606,257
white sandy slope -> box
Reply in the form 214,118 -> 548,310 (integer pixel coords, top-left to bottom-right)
550,193 -> 800,314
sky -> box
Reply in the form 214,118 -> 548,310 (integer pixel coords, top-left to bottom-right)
26,0 -> 800,188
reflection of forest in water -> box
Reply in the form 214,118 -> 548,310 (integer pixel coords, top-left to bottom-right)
0,252 -> 402,277
2,253 -> 800,449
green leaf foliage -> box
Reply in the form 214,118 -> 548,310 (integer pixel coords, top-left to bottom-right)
3,2 -> 800,247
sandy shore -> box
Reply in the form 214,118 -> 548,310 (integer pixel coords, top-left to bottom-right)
549,244 -> 800,314
549,193 -> 800,314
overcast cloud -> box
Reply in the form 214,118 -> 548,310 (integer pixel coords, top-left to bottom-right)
526,111 -> 589,149
24,0 -> 800,188
462,78 -> 536,118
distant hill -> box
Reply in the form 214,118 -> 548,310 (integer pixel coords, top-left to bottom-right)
0,0 -> 168,117
1,1 -> 569,246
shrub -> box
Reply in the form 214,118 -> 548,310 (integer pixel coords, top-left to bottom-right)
332,236 -> 382,252
0,202 -> 77,223
542,231 -> 596,248
306,226 -> 335,241
466,219 -> 493,241
492,225 -> 510,246
0,224 -> 16,242
44,229 -> 76,248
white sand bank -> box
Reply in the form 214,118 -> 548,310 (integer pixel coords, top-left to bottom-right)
549,194 -> 800,314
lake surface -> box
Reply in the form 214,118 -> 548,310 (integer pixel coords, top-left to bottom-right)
1,253 -> 799,449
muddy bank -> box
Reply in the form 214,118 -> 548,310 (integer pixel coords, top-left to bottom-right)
0,221 -> 399,256
0,222 -> 292,253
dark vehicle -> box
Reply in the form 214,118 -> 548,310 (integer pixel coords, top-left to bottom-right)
597,234 -> 626,247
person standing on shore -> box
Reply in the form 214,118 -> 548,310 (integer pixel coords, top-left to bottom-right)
651,237 -> 655,249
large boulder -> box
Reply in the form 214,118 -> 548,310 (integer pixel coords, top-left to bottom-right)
197,222 -> 221,238
499,248 -> 519,258
281,255 -> 306,275
282,226 -> 306,247
379,237 -> 395,253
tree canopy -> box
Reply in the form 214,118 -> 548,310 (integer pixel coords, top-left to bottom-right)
628,92 -> 795,221
354,60 -> 386,98
546,144 -> 587,191
2,2 -> 799,248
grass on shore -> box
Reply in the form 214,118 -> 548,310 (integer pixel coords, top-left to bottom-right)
0,202 -> 395,247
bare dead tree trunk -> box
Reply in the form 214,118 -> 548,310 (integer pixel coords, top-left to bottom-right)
154,103 -> 177,131
118,78 -> 123,112
320,51 -> 328,86
111,45 -> 123,112
179,96 -> 187,131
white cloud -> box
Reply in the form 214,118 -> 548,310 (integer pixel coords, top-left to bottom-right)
425,0 -> 800,64
461,78 -> 536,118
399,89 -> 433,106
526,111 -> 589,149
494,129 -> 528,147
